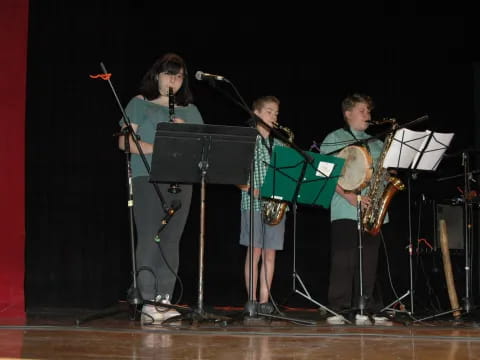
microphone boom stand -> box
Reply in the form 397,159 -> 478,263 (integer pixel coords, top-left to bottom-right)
77,62 -> 172,325
198,75 -> 314,325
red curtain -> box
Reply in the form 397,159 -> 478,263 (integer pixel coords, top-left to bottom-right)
0,0 -> 28,319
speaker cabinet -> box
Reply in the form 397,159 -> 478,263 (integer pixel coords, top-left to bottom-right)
436,203 -> 464,249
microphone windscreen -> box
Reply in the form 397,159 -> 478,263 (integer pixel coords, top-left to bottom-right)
195,71 -> 204,81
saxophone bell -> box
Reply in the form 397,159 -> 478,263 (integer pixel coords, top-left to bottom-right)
262,124 -> 294,225
361,120 -> 404,235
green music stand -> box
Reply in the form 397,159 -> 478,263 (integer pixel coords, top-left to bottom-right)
261,146 -> 344,208
261,146 -> 348,320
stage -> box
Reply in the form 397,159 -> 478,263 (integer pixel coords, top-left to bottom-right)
1,305 -> 480,359
1,8 -> 478,360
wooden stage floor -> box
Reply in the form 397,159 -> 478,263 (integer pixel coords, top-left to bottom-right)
1,304 -> 480,359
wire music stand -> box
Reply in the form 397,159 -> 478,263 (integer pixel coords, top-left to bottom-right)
150,122 -> 257,323
261,146 -> 347,320
381,127 -> 454,316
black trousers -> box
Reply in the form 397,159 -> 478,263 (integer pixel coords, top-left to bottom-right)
327,219 -> 381,313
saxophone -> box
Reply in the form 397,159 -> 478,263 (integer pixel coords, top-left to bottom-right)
262,124 -> 294,225
362,119 -> 405,235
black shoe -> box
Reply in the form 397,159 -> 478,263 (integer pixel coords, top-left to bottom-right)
258,302 -> 274,314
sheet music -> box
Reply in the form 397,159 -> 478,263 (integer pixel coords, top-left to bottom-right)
382,128 -> 454,171
411,129 -> 433,169
316,161 -> 334,177
383,128 -> 429,169
415,131 -> 454,171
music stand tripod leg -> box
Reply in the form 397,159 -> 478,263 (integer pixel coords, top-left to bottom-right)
288,203 -> 350,323
380,290 -> 411,314
381,173 -> 416,318
293,272 -> 348,322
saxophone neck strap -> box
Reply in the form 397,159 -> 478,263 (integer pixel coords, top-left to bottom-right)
343,126 -> 370,153
261,135 -> 274,156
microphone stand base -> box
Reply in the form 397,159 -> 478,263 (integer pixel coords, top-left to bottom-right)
243,300 -> 259,318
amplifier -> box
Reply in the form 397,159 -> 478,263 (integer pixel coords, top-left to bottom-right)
435,203 -> 464,250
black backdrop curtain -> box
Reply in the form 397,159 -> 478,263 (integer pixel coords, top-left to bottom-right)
25,4 -> 476,311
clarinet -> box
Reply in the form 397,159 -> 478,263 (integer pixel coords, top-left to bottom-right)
167,87 -> 181,194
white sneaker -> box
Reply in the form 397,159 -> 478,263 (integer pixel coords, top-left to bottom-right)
141,296 -> 181,324
372,314 -> 392,325
355,314 -> 372,325
326,315 -> 347,325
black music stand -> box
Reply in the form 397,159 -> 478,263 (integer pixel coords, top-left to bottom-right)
149,122 -> 257,323
380,128 -> 454,318
261,146 -> 348,322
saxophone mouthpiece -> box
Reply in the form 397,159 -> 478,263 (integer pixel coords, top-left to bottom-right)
272,123 -> 294,143
273,122 -> 290,133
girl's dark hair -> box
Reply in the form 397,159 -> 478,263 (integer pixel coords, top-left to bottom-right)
139,53 -> 193,105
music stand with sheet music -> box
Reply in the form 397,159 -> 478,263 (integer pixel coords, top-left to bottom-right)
261,145 -> 348,321
381,127 -> 454,317
149,122 -> 257,322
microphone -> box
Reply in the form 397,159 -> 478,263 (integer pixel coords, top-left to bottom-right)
154,200 -> 182,242
195,71 -> 226,81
